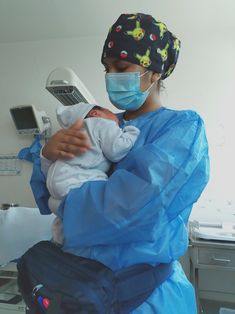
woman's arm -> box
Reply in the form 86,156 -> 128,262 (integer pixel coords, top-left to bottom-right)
56,113 -> 209,246
42,120 -> 91,161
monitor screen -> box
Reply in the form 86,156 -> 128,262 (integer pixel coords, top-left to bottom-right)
10,106 -> 38,130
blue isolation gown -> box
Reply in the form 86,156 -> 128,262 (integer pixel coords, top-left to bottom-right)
30,106 -> 209,314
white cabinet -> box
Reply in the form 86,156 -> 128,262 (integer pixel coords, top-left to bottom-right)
189,239 -> 235,313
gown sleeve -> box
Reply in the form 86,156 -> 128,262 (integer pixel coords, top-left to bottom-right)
30,158 -> 51,215
17,135 -> 51,215
30,111 -> 209,241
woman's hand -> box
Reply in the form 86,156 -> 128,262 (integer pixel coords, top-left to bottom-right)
42,120 -> 91,161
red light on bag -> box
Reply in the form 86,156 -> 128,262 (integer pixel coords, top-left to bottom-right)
42,297 -> 50,309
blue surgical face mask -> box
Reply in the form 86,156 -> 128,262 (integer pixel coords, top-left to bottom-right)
105,71 -> 153,111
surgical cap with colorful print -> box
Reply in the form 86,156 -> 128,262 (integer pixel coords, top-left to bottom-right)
101,13 -> 181,80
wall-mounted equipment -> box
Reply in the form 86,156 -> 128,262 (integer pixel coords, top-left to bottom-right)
10,105 -> 51,136
46,67 -> 96,106
0,154 -> 21,176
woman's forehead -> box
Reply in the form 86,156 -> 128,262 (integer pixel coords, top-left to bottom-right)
102,57 -> 143,71
103,57 -> 133,67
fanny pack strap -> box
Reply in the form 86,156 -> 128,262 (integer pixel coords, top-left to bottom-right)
116,262 -> 174,314
45,262 -> 173,314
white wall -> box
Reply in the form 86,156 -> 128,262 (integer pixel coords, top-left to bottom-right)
165,31 -> 235,213
0,4 -> 234,209
0,36 -> 107,206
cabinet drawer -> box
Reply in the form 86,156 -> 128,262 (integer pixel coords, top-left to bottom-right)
198,268 -> 235,294
198,248 -> 235,267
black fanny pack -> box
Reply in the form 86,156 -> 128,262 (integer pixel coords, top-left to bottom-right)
17,241 -> 173,314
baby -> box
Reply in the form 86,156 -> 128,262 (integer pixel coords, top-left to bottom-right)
41,102 -> 140,243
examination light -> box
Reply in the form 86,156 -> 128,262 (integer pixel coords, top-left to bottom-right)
45,67 -> 96,106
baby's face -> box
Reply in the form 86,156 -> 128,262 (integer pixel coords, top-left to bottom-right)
90,108 -> 119,124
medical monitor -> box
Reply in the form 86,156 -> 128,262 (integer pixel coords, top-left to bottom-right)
10,105 -> 50,135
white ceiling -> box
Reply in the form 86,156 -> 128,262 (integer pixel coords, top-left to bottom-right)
0,0 -> 234,43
